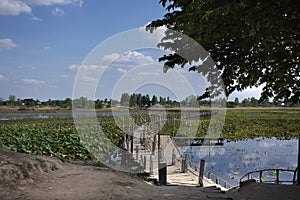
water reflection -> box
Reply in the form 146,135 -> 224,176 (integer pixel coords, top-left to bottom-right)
179,137 -> 298,186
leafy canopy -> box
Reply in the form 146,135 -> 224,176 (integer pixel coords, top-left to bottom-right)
147,0 -> 299,103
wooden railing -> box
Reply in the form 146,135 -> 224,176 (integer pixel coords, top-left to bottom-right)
206,171 -> 235,189
187,160 -> 235,190
240,168 -> 298,185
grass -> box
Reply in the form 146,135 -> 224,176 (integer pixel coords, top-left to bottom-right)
157,108 -> 300,141
0,108 -> 299,160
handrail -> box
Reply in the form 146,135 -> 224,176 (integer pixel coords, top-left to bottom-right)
240,168 -> 298,185
206,170 -> 235,189
187,160 -> 235,189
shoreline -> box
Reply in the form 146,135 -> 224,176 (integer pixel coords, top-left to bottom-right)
0,105 -> 299,113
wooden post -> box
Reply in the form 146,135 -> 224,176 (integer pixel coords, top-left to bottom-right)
122,118 -> 126,149
143,155 -> 147,171
276,169 -> 280,184
208,172 -> 211,179
143,126 -> 145,146
136,145 -> 139,160
216,177 -> 219,184
184,154 -> 189,173
297,134 -> 300,185
158,117 -> 161,161
182,154 -> 188,173
144,126 -> 147,150
140,155 -> 143,165
171,148 -> 176,165
172,118 -> 175,137
131,122 -> 134,153
159,162 -> 167,185
199,159 -> 205,187
259,171 -> 263,183
150,154 -> 153,175
152,135 -> 156,155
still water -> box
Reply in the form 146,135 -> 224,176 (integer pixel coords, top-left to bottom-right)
0,111 -> 114,120
179,138 -> 298,186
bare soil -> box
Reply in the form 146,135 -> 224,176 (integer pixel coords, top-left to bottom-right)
1,148 -> 300,200
0,148 -> 215,200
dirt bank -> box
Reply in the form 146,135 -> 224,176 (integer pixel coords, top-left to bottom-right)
0,148 -> 216,200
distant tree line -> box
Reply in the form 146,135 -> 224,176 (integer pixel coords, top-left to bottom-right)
0,94 -> 299,110
120,93 -> 180,108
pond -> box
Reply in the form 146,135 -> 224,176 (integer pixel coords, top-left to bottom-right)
0,111 -> 115,120
179,137 -> 298,187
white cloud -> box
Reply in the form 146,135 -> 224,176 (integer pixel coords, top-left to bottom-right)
22,78 -> 45,85
68,64 -> 106,71
138,24 -> 166,43
0,74 -> 6,80
79,75 -> 97,82
0,0 -> 31,16
24,0 -> 83,7
31,15 -> 42,21
81,64 -> 105,71
68,64 -> 79,71
117,67 -> 127,73
0,0 -> 83,16
103,51 -> 156,67
102,53 -> 120,63
52,7 -> 64,16
116,51 -> 156,67
0,38 -> 17,51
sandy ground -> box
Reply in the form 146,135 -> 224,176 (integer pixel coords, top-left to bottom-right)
1,148 -> 300,200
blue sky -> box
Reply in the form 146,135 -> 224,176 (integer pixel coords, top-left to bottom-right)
0,0 -> 262,101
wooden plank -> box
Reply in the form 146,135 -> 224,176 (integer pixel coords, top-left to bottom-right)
173,137 -> 224,146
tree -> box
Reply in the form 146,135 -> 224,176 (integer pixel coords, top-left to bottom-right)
75,96 -> 88,108
129,94 -> 136,107
120,93 -> 130,106
241,98 -> 250,107
142,94 -> 151,107
159,96 -> 166,105
95,99 -> 104,109
8,95 -> 16,107
64,98 -> 72,108
0,97 -> 3,106
190,95 -> 199,107
234,98 -> 239,106
250,97 -> 259,107
151,95 -> 158,105
147,0 -> 300,104
23,98 -> 37,107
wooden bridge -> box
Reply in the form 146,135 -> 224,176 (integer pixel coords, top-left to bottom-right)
124,124 -> 234,191
173,137 -> 224,146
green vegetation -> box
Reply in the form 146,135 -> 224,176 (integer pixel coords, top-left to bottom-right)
0,117 -> 124,161
159,108 -> 300,141
0,108 -> 299,161
148,0 -> 299,104
222,109 -> 300,141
